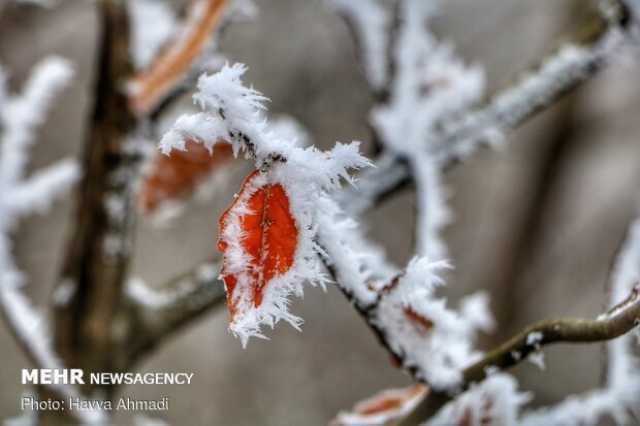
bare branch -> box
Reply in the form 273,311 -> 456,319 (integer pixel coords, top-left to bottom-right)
464,284 -> 640,384
55,0 -> 137,378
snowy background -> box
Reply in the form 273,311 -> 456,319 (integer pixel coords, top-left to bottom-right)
1,0 -> 640,424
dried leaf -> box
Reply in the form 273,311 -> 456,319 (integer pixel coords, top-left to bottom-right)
128,0 -> 228,115
332,384 -> 428,426
404,307 -> 434,335
138,139 -> 234,214
218,170 -> 298,322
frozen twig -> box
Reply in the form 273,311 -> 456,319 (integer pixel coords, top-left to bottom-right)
341,1 -> 633,215
401,219 -> 640,426
328,0 -> 392,93
0,57 -> 102,422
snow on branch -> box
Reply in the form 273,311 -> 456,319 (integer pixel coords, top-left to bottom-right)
160,63 -> 371,345
345,0 -> 485,259
339,0 -> 634,216
0,58 -> 99,423
401,219 -> 640,425
128,0 -> 177,71
327,0 -> 391,92
371,258 -> 493,391
124,260 -> 227,365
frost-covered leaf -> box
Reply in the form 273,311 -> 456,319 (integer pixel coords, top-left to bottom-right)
218,170 -> 298,330
160,63 -> 372,345
332,384 -> 428,426
138,139 -> 234,214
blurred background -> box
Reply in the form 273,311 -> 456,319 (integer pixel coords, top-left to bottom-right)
1,0 -> 640,424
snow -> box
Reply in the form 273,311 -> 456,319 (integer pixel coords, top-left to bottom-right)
437,28 -> 625,164
161,63 -> 374,344
368,0 -> 484,260
126,277 -> 188,309
527,351 -> 546,371
426,374 -> 530,426
0,57 -> 96,422
413,154 -> 451,260
526,331 -> 543,346
327,0 -> 390,90
373,257 -> 493,391
316,195 -> 397,308
128,0 -> 177,70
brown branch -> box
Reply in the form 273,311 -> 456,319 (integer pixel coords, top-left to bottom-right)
124,258 -> 226,367
54,0 -> 136,391
399,284 -> 640,426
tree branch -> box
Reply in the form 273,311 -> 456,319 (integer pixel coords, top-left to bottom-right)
54,0 -> 137,384
341,1 -> 632,215
124,258 -> 226,366
464,283 -> 640,384
399,283 -> 640,426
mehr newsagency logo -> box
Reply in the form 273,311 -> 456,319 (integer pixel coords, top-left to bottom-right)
20,368 -> 194,412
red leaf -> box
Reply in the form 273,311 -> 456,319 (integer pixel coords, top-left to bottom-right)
138,140 -> 234,214
218,170 -> 298,322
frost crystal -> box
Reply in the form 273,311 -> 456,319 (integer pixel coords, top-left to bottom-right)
0,58 -> 103,424
128,0 -> 177,70
327,0 -> 391,90
373,257 -> 493,390
368,0 -> 484,260
426,374 -> 530,426
160,63 -> 372,344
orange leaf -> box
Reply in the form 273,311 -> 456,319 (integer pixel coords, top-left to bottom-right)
128,0 -> 229,116
332,384 -> 428,426
138,139 -> 234,214
218,170 -> 298,322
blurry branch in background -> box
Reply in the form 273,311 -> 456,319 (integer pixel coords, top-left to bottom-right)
124,258 -> 226,367
339,0 -> 633,216
0,55 -> 104,423
54,0 -> 137,386
127,0 -> 230,117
